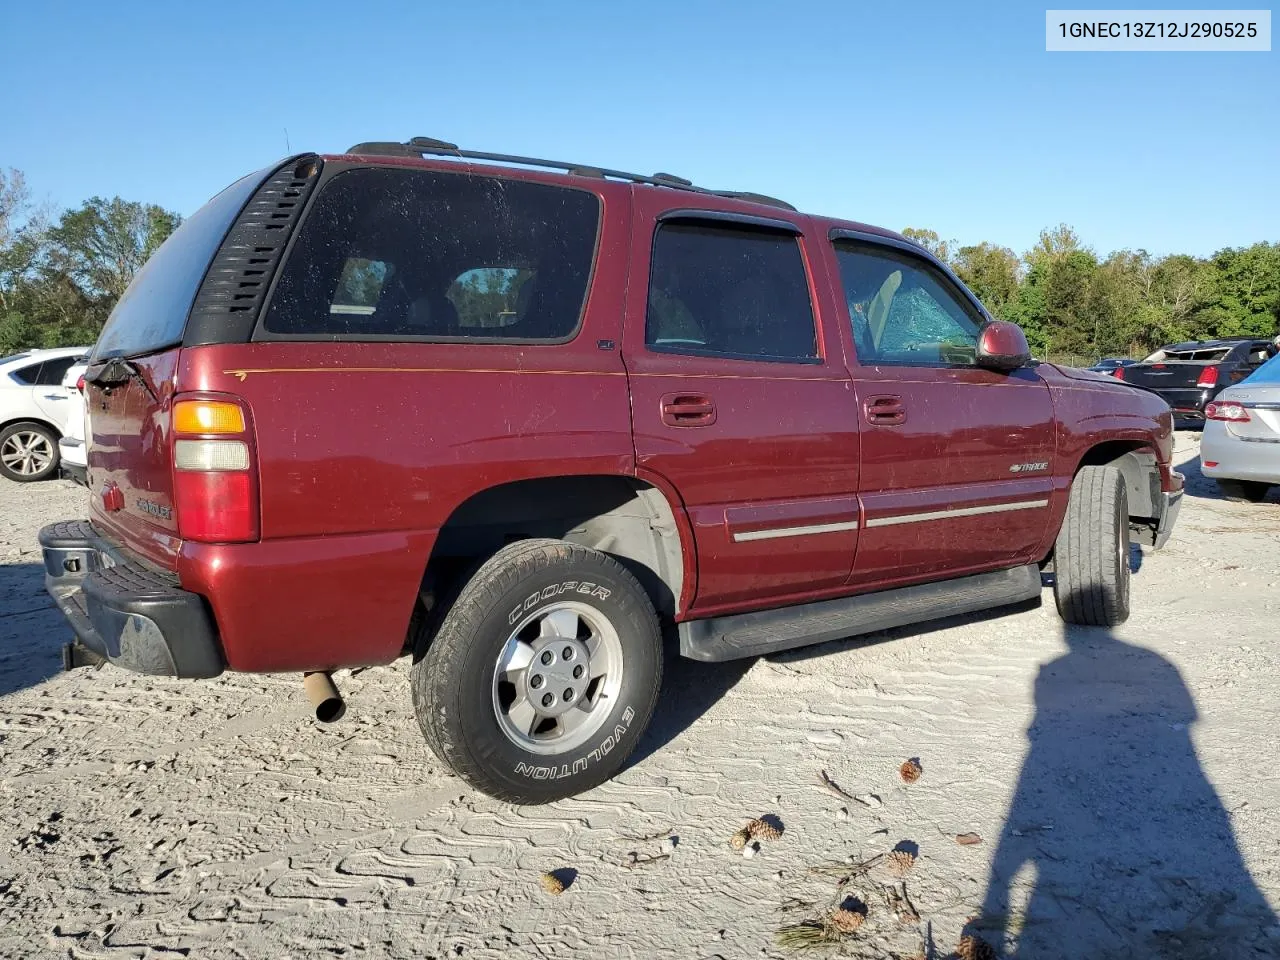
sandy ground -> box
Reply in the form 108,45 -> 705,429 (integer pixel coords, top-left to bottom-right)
2,432 -> 1279,960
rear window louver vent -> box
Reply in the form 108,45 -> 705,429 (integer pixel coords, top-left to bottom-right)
184,155 -> 323,346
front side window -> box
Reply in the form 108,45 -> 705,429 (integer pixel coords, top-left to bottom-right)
833,242 -> 981,366
645,222 -> 817,362
263,168 -> 600,342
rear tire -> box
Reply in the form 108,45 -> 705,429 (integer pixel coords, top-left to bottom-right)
411,538 -> 662,804
1216,479 -> 1271,503
1053,465 -> 1131,626
0,422 -> 60,483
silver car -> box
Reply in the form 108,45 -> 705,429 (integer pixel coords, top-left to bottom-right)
1201,351 -> 1280,502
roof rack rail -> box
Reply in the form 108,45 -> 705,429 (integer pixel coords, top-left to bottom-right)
344,138 -> 796,211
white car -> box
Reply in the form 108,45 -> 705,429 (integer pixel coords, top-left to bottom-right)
57,357 -> 91,485
0,347 -> 91,482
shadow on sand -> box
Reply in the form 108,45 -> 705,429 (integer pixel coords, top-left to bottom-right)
0,560 -> 67,698
975,610 -> 1278,957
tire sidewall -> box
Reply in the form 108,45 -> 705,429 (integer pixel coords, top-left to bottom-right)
1114,474 -> 1131,609
0,423 -> 59,483
428,548 -> 660,800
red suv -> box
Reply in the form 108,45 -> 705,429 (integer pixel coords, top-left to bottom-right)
41,139 -> 1183,803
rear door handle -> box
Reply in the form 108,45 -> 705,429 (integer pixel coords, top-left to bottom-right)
42,394 -> 67,401
661,393 -> 717,427
864,395 -> 906,426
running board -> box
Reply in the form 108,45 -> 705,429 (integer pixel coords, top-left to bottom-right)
678,564 -> 1042,662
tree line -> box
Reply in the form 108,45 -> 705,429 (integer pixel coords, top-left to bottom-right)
904,225 -> 1280,361
0,169 -> 180,353
2,165 -> 1276,361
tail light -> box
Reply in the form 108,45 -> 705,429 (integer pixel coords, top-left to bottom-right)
171,398 -> 258,543
1197,366 -> 1219,388
1204,401 -> 1250,422
76,375 -> 85,394
1112,366 -> 1125,380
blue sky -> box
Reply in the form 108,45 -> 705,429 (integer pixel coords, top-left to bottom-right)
2,1 -> 1275,258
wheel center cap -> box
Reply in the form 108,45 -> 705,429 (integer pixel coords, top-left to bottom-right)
522,637 -> 590,717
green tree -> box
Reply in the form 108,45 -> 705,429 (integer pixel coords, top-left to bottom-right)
44,197 -> 181,301
1192,243 -> 1280,339
901,227 -> 954,265
0,181 -> 181,352
952,242 -> 1021,318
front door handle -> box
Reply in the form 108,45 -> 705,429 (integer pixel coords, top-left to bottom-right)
661,393 -> 717,427
864,395 -> 906,426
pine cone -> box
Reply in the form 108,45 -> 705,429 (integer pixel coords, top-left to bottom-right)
538,872 -> 565,895
728,827 -> 751,850
899,758 -> 923,783
828,906 -> 865,934
747,816 -> 783,841
956,934 -> 996,960
887,849 -> 916,876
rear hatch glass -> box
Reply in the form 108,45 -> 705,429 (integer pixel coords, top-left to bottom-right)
86,170 -> 265,559
1125,346 -> 1233,388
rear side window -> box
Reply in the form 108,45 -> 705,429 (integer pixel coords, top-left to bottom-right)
8,362 -> 43,385
33,357 -> 78,385
262,168 -> 601,342
645,222 -> 817,362
92,170 -> 264,361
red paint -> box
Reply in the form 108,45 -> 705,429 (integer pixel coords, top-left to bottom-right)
83,152 -> 1178,674
101,482 -> 124,512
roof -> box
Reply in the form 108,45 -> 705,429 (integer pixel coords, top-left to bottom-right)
334,137 -> 908,245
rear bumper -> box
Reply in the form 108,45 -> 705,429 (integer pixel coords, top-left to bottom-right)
59,462 -> 87,486
1145,387 -> 1212,417
39,520 -> 223,678
1201,428 -> 1280,484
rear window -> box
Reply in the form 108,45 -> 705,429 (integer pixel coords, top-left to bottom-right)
1143,347 -> 1232,362
261,167 -> 601,342
92,170 -> 265,361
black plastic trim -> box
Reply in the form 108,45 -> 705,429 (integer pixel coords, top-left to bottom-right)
184,155 -> 323,347
678,565 -> 1042,662
658,208 -> 802,234
39,521 -> 224,678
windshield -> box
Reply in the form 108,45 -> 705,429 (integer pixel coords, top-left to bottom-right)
91,169 -> 266,361
1243,352 -> 1280,385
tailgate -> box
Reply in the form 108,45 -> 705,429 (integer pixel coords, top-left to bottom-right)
86,349 -> 181,563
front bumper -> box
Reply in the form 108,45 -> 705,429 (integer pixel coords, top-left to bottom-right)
39,520 -> 224,677
1152,487 -> 1183,550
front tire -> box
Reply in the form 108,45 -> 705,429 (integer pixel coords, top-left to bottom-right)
1216,479 -> 1271,503
1053,465 -> 1131,626
0,422 -> 60,483
411,539 -> 662,803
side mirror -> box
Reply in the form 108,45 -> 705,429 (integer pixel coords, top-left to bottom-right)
975,321 -> 1031,372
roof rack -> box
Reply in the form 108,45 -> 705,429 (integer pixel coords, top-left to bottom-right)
344,137 -> 797,211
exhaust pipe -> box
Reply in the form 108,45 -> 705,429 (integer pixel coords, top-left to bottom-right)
303,672 -> 346,723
